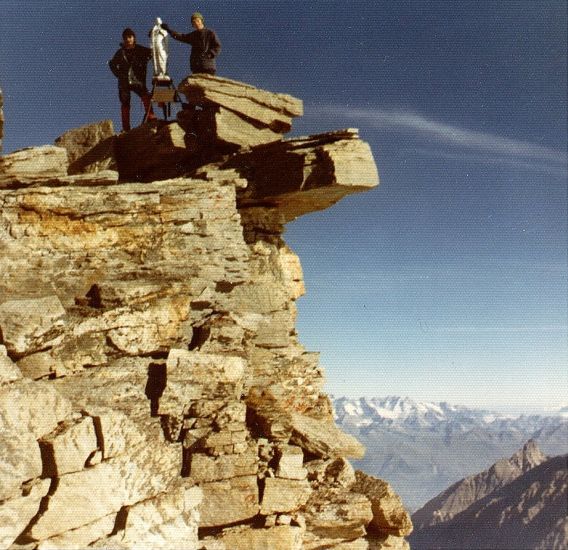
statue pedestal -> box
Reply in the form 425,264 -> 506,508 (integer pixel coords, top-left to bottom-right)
144,79 -> 181,122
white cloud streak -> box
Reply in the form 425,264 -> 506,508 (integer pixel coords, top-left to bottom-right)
310,105 -> 567,169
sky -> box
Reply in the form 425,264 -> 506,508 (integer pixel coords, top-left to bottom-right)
1,1 -> 566,415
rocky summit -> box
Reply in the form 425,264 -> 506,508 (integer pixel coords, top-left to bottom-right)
0,77 -> 412,549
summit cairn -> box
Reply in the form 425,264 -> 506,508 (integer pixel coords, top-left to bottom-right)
0,78 -> 412,549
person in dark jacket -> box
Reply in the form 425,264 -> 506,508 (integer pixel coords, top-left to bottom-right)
108,28 -> 156,131
162,12 -> 221,75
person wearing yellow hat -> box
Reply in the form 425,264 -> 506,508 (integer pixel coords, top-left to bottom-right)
162,13 -> 221,75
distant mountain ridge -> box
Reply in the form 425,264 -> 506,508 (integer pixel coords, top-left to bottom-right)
332,396 -> 568,510
334,395 -> 567,432
409,442 -> 568,549
411,439 -> 549,529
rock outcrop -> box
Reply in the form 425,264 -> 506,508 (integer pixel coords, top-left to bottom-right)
0,75 -> 410,549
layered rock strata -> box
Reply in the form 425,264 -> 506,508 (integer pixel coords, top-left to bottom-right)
0,76 -> 411,549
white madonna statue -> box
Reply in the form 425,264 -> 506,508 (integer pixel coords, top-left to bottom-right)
151,17 -> 169,79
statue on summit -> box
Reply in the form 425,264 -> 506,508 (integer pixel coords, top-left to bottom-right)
150,17 -> 170,80
161,12 -> 221,75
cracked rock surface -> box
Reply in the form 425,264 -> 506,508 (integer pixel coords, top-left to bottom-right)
0,80 -> 411,549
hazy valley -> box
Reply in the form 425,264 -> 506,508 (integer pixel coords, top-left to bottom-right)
333,396 -> 568,511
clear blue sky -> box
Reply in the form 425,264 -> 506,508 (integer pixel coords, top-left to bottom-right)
1,1 -> 566,414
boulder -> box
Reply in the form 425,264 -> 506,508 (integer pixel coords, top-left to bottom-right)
306,457 -> 357,489
276,444 -> 308,480
0,345 -> 22,384
104,485 -> 202,549
189,449 -> 258,483
54,120 -> 116,174
303,487 -> 373,543
27,462 -> 126,540
260,478 -> 312,514
39,416 -> 99,476
17,350 -> 60,380
352,471 -> 413,537
36,515 -> 116,549
230,130 -> 379,222
199,475 -> 259,527
159,350 -> 246,416
178,74 -> 303,133
113,121 -> 193,181
0,429 -> 43,501
0,379 -> 72,439
178,104 -> 284,149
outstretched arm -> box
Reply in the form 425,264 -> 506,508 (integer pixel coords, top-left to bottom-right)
161,23 -> 193,44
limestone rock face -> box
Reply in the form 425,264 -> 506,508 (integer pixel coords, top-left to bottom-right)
0,344 -> 22,383
0,77 -> 409,549
0,295 -> 67,357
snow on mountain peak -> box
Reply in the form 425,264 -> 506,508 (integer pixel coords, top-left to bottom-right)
332,395 -> 568,434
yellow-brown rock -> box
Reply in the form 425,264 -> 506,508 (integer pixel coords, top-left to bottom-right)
353,471 -> 413,537
54,119 -> 116,175
0,76 -> 411,549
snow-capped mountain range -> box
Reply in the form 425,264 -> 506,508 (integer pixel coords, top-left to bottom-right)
332,396 -> 568,511
333,395 -> 567,436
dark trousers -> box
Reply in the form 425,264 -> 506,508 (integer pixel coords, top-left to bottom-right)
118,84 -> 154,131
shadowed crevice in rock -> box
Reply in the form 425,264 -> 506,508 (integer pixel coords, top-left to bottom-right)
109,505 -> 129,537
38,440 -> 58,479
14,478 -> 59,545
0,80 -> 414,550
145,362 -> 167,417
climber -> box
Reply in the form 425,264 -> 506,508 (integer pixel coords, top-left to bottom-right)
108,28 -> 156,132
161,12 -> 221,75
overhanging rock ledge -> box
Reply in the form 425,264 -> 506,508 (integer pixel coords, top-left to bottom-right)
0,78 -> 411,550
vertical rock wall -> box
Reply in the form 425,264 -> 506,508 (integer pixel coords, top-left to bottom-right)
0,76 -> 412,549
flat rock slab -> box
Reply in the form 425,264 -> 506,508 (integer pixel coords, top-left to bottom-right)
223,130 -> 379,222
178,105 -> 284,149
199,475 -> 259,527
203,525 -> 303,550
0,146 -> 68,187
290,413 -> 366,460
260,478 -> 312,514
178,74 -> 303,133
